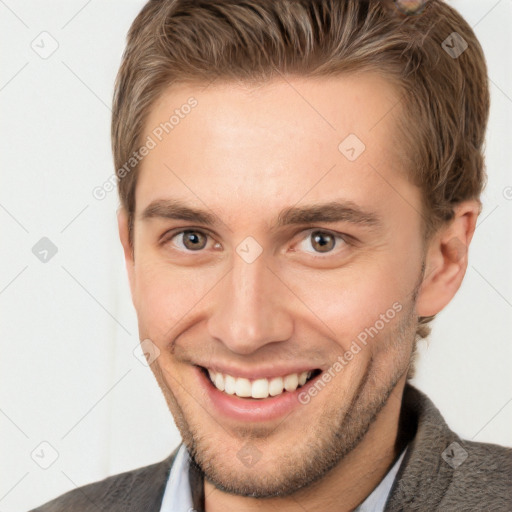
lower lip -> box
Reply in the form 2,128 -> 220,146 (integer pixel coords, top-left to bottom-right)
194,366 -> 320,422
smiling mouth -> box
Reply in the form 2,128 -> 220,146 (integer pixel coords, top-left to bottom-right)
199,366 -> 322,400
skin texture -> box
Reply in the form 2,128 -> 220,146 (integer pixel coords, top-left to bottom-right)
118,73 -> 479,511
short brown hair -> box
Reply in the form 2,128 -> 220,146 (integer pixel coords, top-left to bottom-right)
111,0 -> 489,356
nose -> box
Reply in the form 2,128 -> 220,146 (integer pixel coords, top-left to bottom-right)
207,249 -> 294,355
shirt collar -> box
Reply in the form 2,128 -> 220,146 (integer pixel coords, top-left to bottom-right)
160,444 -> 194,511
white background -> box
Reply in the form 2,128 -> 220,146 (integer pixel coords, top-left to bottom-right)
1,1 -> 511,511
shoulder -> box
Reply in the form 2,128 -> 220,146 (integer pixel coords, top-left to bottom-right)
28,447 -> 180,512
440,438 -> 512,510
385,384 -> 512,511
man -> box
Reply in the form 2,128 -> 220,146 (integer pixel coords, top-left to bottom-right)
31,0 -> 511,510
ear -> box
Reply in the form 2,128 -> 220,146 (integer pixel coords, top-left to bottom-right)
117,207 -> 136,305
415,200 -> 480,317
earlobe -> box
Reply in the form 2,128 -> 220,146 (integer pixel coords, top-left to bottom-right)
415,200 -> 480,317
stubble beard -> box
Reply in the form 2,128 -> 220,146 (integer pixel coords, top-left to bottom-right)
149,292 -> 418,499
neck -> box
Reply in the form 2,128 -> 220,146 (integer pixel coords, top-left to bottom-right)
204,377 -> 408,512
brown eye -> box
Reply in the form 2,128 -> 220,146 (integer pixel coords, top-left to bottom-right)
310,231 -> 336,253
180,230 -> 208,251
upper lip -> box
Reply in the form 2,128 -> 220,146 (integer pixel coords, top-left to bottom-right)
197,363 -> 321,381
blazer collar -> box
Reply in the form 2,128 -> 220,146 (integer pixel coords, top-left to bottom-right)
384,383 -> 459,511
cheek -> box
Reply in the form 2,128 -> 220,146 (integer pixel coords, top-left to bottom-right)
287,253 -> 414,349
132,260 -> 217,339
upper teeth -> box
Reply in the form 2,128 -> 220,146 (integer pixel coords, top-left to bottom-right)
207,369 -> 312,399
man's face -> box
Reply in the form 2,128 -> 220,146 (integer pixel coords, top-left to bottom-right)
121,74 -> 426,497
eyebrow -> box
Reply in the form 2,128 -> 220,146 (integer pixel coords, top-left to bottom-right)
139,198 -> 383,231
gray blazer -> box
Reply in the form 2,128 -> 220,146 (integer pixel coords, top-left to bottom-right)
29,384 -> 512,511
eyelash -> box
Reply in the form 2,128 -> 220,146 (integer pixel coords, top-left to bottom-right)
160,228 -> 353,257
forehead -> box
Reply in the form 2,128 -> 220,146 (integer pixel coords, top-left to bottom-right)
135,73 -> 416,227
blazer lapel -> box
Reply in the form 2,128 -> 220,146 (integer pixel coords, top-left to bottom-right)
103,445 -> 180,511
384,384 -> 457,511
